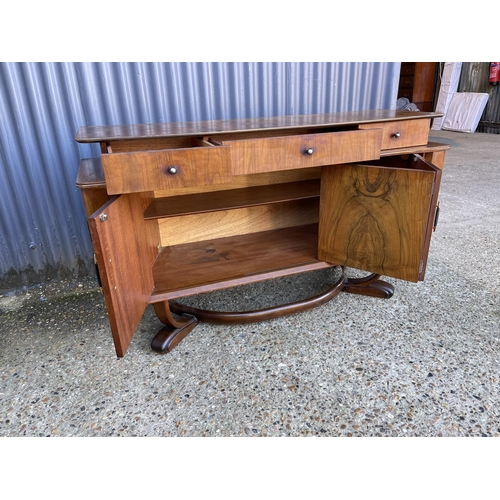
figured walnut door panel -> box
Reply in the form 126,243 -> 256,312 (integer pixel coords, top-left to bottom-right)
318,162 -> 436,282
88,193 -> 159,357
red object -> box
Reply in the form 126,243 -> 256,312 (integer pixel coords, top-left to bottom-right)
490,62 -> 500,85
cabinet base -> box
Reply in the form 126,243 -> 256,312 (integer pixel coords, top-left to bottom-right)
151,302 -> 198,353
169,266 -> 347,325
151,270 -> 394,353
342,273 -> 394,299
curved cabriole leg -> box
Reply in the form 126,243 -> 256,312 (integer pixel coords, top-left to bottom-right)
151,301 -> 198,353
169,266 -> 347,324
342,273 -> 394,298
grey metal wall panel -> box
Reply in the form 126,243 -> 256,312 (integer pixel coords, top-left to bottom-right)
0,62 -> 400,290
458,62 -> 500,134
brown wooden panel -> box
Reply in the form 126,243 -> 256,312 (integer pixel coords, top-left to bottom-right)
413,63 -> 437,106
380,141 -> 449,159
347,153 -> 445,280
76,158 -> 106,188
75,110 -> 442,143
101,145 -> 232,194
415,154 -> 443,279
153,167 -> 321,198
88,193 -> 159,357
374,148 -> 446,283
158,198 -> 320,246
145,180 -> 320,219
80,188 -> 109,218
226,129 -> 382,175
399,75 -> 414,89
108,137 -> 198,153
318,163 -> 435,282
359,119 -> 430,150
400,63 -> 415,76
423,149 -> 446,170
151,224 -> 332,301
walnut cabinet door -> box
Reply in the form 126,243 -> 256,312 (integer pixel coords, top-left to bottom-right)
318,155 -> 440,283
88,192 -> 159,357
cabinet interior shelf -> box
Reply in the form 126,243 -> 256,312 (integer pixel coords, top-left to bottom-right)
144,179 -> 321,219
150,223 -> 333,302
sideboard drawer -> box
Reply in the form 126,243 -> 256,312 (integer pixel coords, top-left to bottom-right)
220,129 -> 382,175
359,118 -> 430,150
101,141 -> 232,194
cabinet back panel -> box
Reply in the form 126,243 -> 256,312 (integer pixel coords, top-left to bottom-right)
158,198 -> 319,246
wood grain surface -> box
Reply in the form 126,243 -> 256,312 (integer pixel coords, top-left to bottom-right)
359,118 -> 431,149
76,110 -> 441,142
226,129 -> 382,175
145,180 -> 320,219
158,198 -> 319,246
88,193 -> 159,356
151,224 -> 332,301
318,163 -> 435,282
101,145 -> 232,194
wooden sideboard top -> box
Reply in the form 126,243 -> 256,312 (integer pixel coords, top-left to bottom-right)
75,109 -> 442,143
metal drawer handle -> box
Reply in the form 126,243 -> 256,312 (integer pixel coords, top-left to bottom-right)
433,202 -> 440,231
305,148 -> 314,155
393,132 -> 401,139
167,166 -> 178,175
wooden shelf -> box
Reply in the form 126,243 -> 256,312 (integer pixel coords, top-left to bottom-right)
380,141 -> 450,157
150,223 -> 333,302
144,179 -> 320,219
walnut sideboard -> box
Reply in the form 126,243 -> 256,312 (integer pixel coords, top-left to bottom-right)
75,110 -> 449,357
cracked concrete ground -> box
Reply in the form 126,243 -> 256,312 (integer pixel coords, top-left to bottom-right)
1,129 -> 499,437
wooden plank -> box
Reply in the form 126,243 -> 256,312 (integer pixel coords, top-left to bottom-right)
158,198 -> 319,246
153,168 -> 321,198
75,110 -> 442,143
415,155 -> 443,279
318,163 -> 435,282
380,141 -> 450,158
151,224 -> 332,301
145,180 -> 320,219
412,63 -> 437,111
76,158 -> 105,188
88,193 -> 159,357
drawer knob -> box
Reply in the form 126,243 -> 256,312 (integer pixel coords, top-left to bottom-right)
393,132 -> 401,139
305,148 -> 314,155
167,166 -> 178,175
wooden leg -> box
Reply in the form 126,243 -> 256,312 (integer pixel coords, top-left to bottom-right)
342,273 -> 394,299
151,301 -> 198,353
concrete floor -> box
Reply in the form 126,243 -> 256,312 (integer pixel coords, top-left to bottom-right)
1,129 -> 499,437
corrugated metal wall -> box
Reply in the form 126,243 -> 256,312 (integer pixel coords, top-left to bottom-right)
0,62 -> 400,291
457,62 -> 500,134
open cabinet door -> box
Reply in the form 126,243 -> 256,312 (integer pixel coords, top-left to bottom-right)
318,156 -> 437,282
88,193 -> 159,356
